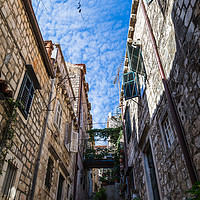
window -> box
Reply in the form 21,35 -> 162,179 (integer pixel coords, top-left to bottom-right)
125,106 -> 131,142
57,173 -> 64,200
64,121 -> 73,151
123,72 -> 138,100
45,157 -> 54,190
2,162 -> 17,199
17,72 -> 35,119
162,116 -> 175,148
55,100 -> 63,130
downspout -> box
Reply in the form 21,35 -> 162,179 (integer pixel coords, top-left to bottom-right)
30,66 -> 57,200
73,70 -> 83,199
139,0 -> 197,184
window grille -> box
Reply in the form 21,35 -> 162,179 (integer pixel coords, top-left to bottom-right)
17,72 -> 35,119
2,162 -> 17,198
123,72 -> 138,100
162,116 -> 175,148
55,101 -> 63,130
45,157 -> 54,190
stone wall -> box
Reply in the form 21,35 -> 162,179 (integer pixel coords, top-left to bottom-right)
0,0 -> 51,199
33,44 -> 77,200
66,62 -> 92,199
123,0 -> 200,199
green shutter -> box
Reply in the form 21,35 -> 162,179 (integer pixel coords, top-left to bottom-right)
126,44 -> 146,76
123,72 -> 138,100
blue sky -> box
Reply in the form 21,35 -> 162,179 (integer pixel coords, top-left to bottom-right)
32,0 -> 131,128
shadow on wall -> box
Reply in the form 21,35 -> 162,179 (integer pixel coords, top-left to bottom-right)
170,0 -> 200,177
129,1 -> 200,199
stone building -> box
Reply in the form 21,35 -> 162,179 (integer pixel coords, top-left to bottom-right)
66,62 -> 92,200
121,0 -> 200,199
31,42 -> 79,200
0,0 -> 54,199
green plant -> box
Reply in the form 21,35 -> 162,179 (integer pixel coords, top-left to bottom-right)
186,182 -> 200,200
99,176 -> 107,182
87,127 -> 122,145
95,188 -> 107,200
0,98 -> 21,174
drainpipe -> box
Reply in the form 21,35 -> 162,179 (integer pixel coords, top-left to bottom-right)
139,0 -> 197,184
30,66 -> 57,200
73,70 -> 83,199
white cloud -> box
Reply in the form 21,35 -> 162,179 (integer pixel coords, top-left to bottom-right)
32,0 -> 131,129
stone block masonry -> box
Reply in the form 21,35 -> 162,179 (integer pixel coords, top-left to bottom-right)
0,0 -> 51,199
122,0 -> 200,199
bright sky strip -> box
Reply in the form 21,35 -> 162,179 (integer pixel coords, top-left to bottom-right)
32,0 -> 132,130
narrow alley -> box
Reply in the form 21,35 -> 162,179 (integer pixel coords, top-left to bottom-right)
0,0 -> 199,200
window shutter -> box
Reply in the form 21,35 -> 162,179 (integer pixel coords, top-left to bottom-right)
64,123 -> 69,147
58,109 -> 62,130
127,44 -> 145,75
70,132 -> 78,153
55,101 -> 59,125
123,72 -> 138,99
64,122 -> 73,151
54,101 -> 63,130
125,107 -> 131,142
18,72 -> 35,118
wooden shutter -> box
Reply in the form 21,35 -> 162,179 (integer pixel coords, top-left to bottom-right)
70,132 -> 78,153
127,44 -> 145,75
18,72 -> 35,118
64,121 -> 73,151
55,101 -> 62,130
123,72 -> 138,100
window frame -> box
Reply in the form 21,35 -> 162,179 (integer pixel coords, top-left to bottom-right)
161,115 -> 175,148
1,162 -> 18,198
159,108 -> 176,152
0,151 -> 23,200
